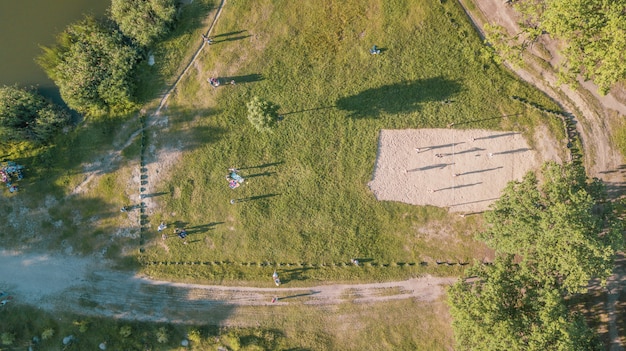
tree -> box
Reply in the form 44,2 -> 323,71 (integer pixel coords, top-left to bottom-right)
479,162 -> 623,293
510,0 -> 626,94
0,85 -> 71,143
37,16 -> 139,116
448,256 -> 602,351
110,0 -> 177,47
246,96 -> 280,132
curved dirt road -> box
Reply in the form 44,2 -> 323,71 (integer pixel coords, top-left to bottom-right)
0,250 -> 455,324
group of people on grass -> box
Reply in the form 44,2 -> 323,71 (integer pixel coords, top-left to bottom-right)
227,168 -> 245,189
0,161 -> 24,193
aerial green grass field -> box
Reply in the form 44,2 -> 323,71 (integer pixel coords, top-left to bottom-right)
140,0 -> 563,282
0,0 -> 577,350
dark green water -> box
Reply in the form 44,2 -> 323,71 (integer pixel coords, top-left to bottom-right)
0,0 -> 110,99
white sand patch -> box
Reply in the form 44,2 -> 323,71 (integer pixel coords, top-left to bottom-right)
368,129 -> 561,213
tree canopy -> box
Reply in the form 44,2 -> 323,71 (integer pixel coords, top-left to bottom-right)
511,0 -> 626,94
448,256 -> 602,351
110,0 -> 177,47
479,162 -> 623,293
448,162 -> 623,349
37,16 -> 139,116
0,86 -> 71,143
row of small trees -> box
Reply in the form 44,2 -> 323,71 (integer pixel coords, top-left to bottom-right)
0,0 -> 177,145
447,162 -> 624,350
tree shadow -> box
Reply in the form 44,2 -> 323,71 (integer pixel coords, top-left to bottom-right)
281,106 -> 335,116
336,77 -> 462,118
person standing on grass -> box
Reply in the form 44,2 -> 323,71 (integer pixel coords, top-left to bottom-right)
273,271 -> 281,286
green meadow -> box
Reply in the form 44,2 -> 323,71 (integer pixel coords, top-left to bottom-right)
139,0 -> 563,282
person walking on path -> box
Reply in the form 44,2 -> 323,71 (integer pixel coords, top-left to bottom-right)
272,271 -> 281,286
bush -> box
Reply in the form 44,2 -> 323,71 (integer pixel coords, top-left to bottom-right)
246,96 -> 280,132
0,332 -> 15,345
110,0 -> 177,47
155,326 -> 169,344
0,85 -> 71,143
119,325 -> 132,338
41,327 -> 55,340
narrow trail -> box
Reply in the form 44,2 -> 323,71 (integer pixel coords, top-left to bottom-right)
0,251 -> 455,325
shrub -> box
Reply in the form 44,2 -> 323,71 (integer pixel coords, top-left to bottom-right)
119,325 -> 132,338
41,328 -> 55,340
155,326 -> 169,344
111,0 -> 177,47
246,96 -> 280,132
0,85 -> 71,143
0,332 -> 15,345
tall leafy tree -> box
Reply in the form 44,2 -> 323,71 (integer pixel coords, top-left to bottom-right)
448,256 -> 602,351
37,16 -> 139,116
511,0 -> 626,94
110,0 -> 177,47
479,162 -> 623,293
0,86 -> 71,143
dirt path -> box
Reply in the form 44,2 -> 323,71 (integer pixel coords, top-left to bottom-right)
461,0 -> 625,190
0,250 -> 455,324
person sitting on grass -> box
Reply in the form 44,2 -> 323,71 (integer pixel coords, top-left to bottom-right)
370,45 -> 381,55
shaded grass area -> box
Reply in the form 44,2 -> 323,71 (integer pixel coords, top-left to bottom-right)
141,0 -> 551,279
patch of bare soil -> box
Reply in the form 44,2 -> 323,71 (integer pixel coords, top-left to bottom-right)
368,128 -> 561,213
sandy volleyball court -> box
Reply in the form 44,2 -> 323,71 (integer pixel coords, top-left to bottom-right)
368,129 -> 562,213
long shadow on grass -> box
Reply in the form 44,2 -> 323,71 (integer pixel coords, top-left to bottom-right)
186,221 -> 224,234
336,77 -> 462,118
237,161 -> 284,170
220,73 -> 264,84
281,267 -> 316,283
231,193 -> 281,203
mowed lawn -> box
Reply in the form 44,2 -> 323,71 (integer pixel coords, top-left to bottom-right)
141,0 -> 562,281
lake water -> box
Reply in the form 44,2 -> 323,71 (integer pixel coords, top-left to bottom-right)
0,0 -> 110,99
